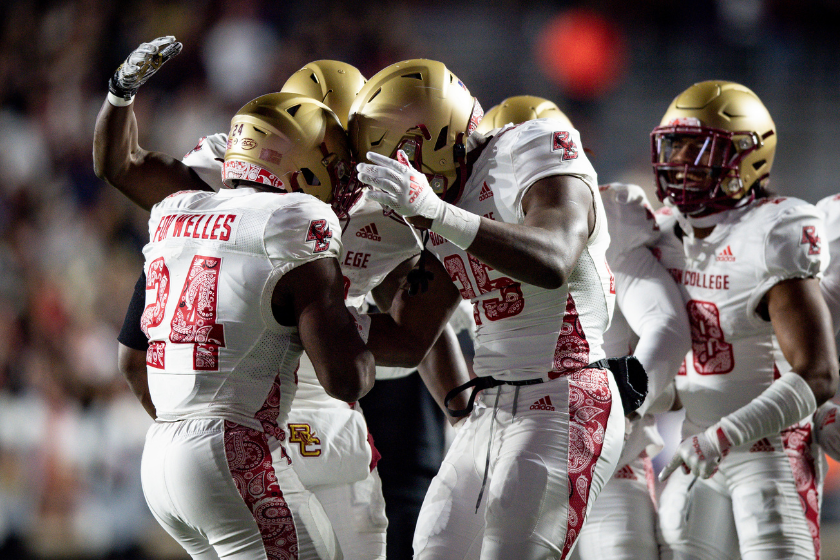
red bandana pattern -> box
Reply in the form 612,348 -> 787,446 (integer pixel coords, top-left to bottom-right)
224,421 -> 298,559
782,423 -> 821,560
562,366 -> 612,558
551,293 -> 590,378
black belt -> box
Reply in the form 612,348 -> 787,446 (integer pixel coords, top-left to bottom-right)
443,356 -> 648,418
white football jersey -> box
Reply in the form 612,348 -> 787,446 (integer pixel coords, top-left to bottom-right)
182,134 -> 423,407
652,198 -> 828,433
816,193 -> 840,334
427,119 -> 614,381
141,188 -> 342,434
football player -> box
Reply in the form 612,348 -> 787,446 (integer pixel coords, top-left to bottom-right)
651,81 -> 838,560
94,38 -> 469,560
479,96 -> 690,560
352,61 -> 626,560
812,194 -> 840,466
138,89 -> 375,559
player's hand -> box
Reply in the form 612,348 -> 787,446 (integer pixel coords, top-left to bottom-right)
356,151 -> 445,221
109,36 -> 183,101
659,425 -> 732,481
814,401 -> 840,461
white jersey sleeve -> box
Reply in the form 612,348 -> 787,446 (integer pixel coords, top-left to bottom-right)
599,183 -> 661,266
613,244 -> 691,416
488,119 -> 598,224
182,133 -> 228,192
263,195 -> 343,278
749,201 -> 827,321
816,194 -> 840,334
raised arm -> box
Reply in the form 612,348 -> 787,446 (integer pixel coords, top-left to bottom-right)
357,151 -> 593,289
273,257 -> 376,403
92,36 -> 210,210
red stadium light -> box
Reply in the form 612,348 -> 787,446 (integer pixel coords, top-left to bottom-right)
535,8 -> 627,99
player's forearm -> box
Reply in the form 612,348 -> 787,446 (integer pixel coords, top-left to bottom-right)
459,217 -> 584,289
633,322 -> 690,417
615,252 -> 691,414
366,312 -> 445,368
118,343 -> 156,419
417,325 -> 471,424
93,100 -> 141,190
716,372 -> 817,448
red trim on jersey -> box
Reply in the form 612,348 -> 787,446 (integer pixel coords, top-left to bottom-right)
550,293 -> 591,379
562,366 -> 612,558
782,423 -> 821,560
223,421 -> 298,558
642,453 -> 658,510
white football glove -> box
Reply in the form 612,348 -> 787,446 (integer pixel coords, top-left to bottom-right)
356,150 -> 445,221
357,150 -> 481,250
659,424 -> 732,481
814,401 -> 840,461
109,36 -> 183,103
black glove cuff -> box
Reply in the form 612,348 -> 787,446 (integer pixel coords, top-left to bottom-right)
108,72 -> 136,101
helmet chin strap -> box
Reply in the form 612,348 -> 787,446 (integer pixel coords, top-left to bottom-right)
678,194 -> 753,230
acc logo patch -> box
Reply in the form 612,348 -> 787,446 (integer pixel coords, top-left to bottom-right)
241,138 -> 257,150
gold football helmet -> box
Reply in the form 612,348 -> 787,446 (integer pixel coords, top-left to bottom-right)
281,60 -> 367,129
651,80 -> 776,217
348,59 -> 484,203
223,92 -> 355,215
476,95 -> 574,133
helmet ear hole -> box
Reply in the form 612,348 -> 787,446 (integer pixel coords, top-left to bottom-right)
300,168 -> 321,186
434,126 -> 449,151
286,104 -> 301,117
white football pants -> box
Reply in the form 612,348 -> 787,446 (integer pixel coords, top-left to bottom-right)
413,367 -> 625,560
142,418 -> 341,560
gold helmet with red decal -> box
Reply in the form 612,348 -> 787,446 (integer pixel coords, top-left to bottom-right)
223,92 -> 353,214
348,59 -> 484,203
651,80 -> 776,217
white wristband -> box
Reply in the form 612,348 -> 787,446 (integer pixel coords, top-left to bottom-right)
719,372 -> 817,447
107,92 -> 135,107
430,203 -> 481,250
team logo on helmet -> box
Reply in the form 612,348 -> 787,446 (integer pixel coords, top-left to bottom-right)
666,117 -> 702,127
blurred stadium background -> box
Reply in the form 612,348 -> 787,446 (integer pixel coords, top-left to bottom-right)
1,0 -> 839,557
